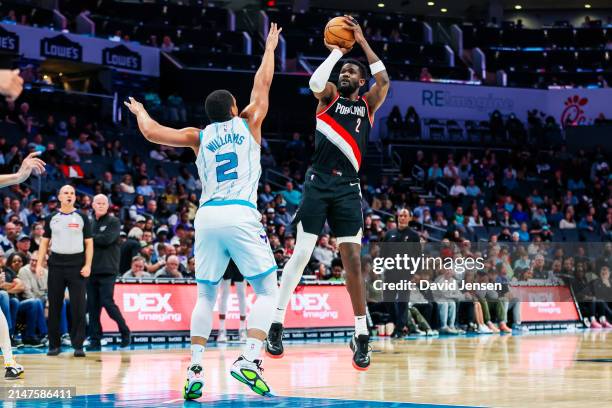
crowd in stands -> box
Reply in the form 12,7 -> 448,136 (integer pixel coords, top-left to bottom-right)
1,87 -> 611,344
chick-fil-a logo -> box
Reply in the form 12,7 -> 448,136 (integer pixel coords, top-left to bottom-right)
560,95 -> 588,127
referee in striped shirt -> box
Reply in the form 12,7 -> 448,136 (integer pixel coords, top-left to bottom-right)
37,185 -> 93,357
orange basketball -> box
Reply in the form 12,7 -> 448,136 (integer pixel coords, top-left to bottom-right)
324,16 -> 355,49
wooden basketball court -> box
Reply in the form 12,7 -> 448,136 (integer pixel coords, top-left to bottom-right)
4,331 -> 612,407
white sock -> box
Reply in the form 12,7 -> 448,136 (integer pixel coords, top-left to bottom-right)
273,307 -> 286,324
239,319 -> 246,331
273,224 -> 318,324
242,338 -> 263,362
355,315 -> 368,336
191,344 -> 205,366
0,309 -> 14,365
219,319 -> 226,332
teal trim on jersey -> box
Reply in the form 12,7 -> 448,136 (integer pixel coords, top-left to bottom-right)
199,129 -> 204,143
246,265 -> 278,281
242,118 -> 251,134
195,276 -> 224,285
247,123 -> 254,203
200,200 -> 256,209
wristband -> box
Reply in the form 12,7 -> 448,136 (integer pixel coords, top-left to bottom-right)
369,60 -> 386,75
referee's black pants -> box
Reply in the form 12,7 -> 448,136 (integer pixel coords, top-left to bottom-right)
87,274 -> 129,342
48,254 -> 88,350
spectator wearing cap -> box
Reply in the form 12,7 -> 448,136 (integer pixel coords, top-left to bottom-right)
119,227 -> 143,274
88,194 -> 130,349
121,256 -> 153,279
44,196 -> 59,215
274,204 -> 292,227
15,234 -> 31,258
273,247 -> 287,269
134,215 -> 147,230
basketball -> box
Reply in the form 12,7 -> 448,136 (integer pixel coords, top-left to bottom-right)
324,16 -> 355,49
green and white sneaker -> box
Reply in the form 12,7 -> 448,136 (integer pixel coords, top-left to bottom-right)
230,356 -> 274,397
183,364 -> 204,400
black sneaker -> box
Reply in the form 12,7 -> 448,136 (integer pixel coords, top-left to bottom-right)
74,348 -> 86,357
11,336 -> 23,348
47,347 -> 60,356
349,334 -> 371,371
265,322 -> 284,358
22,337 -> 45,348
87,341 -> 101,351
4,363 -> 24,379
120,330 -> 131,348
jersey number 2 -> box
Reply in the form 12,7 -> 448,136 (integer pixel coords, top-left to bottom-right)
215,152 -> 238,182
355,118 -> 362,133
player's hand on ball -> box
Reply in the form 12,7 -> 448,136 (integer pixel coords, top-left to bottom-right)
265,22 -> 282,51
124,97 -> 145,116
343,15 -> 365,45
323,39 -> 352,55
18,152 -> 46,179
0,69 -> 24,102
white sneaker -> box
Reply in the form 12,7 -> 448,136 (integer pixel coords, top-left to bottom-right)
217,330 -> 228,343
426,329 -> 439,336
479,324 -> 493,334
183,364 -> 204,400
4,361 -> 24,379
239,329 -> 248,343
61,334 -> 71,347
230,356 -> 274,397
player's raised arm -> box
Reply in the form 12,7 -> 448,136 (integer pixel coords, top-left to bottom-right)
240,23 -> 282,143
310,35 -> 352,110
345,16 -> 390,114
124,97 -> 200,154
0,152 -> 46,188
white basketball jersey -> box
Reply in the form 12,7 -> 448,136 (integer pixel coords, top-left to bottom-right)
196,117 -> 261,208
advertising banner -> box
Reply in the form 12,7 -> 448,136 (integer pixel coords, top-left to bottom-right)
374,81 -> 612,138
101,283 -> 354,332
514,286 -> 580,323
0,23 -> 159,76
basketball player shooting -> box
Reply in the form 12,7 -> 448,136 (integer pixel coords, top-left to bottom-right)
266,16 -> 390,370
124,24 -> 282,399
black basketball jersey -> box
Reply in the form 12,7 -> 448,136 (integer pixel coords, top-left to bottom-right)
313,94 -> 372,177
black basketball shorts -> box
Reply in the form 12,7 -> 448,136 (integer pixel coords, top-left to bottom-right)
291,168 -> 363,241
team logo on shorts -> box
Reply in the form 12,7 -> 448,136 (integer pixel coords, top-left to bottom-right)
259,234 -> 268,244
